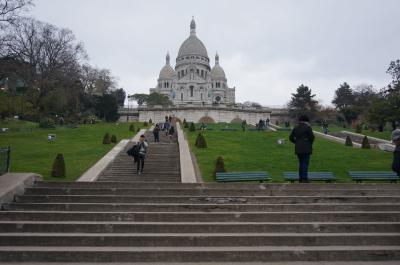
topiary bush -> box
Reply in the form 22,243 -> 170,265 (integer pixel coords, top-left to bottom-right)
137,127 -> 141,132
143,121 -> 148,127
195,133 -> 207,148
111,135 -> 117,143
355,124 -> 362,134
149,118 -> 152,124
129,124 -> 135,132
183,118 -> 187,127
213,156 -> 226,177
345,136 -> 353,147
361,136 -> 371,149
39,118 -> 56,129
103,133 -> 111,144
51,153 -> 66,178
189,122 -> 196,132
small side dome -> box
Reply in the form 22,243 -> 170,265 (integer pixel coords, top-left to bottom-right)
159,52 -> 175,79
210,52 -> 226,79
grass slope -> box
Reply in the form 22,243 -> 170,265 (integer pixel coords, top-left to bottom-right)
187,123 -> 393,182
0,121 -> 145,181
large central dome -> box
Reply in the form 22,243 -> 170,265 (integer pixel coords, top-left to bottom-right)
177,18 -> 208,58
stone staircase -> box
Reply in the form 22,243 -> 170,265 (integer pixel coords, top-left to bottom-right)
98,130 -> 180,182
0,182 -> 400,263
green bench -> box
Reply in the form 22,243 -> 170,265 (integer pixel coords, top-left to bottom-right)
348,171 -> 399,183
283,172 -> 335,183
216,172 -> 270,183
221,128 -> 238,131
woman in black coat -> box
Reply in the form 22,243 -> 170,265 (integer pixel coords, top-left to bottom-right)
289,115 -> 315,183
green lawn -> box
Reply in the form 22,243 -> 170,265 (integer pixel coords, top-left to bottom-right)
187,123 -> 393,182
0,121 -> 146,181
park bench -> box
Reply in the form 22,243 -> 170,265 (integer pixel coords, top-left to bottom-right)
216,171 -> 270,183
348,171 -> 399,183
221,128 -> 238,131
283,172 -> 336,183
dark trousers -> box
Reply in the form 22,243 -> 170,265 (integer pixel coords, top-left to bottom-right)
137,154 -> 145,172
154,133 -> 159,142
297,153 -> 311,182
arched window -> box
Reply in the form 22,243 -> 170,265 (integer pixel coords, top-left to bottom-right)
190,86 -> 194,97
201,93 -> 203,100
196,69 -> 199,75
181,93 -> 183,101
211,83 -> 214,88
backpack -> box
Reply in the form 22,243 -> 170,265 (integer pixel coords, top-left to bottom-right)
127,144 -> 139,157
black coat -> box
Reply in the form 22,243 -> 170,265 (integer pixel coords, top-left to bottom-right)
392,145 -> 400,176
289,122 -> 315,154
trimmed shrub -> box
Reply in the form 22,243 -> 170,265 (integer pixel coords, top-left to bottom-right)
189,122 -> 196,132
143,121 -> 148,127
355,124 -> 362,133
213,156 -> 226,177
195,133 -> 207,148
361,136 -> 371,149
129,124 -> 135,132
111,135 -> 117,143
39,118 -> 55,129
345,136 -> 353,147
51,153 -> 66,178
103,133 -> 111,144
137,127 -> 141,132
149,118 -> 152,124
183,118 -> 188,128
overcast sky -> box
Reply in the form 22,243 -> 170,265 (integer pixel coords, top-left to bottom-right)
32,0 -> 400,106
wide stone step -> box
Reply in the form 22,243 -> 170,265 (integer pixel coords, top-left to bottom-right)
0,211 -> 399,222
1,233 -> 399,247
33,181 -> 400,189
23,188 -> 400,196
4,203 -> 400,212
0,246 -> 399,262
0,260 -> 399,265
1,221 -> 399,233
17,195 -> 400,204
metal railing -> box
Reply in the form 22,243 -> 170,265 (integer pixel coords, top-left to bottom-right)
0,146 -> 11,175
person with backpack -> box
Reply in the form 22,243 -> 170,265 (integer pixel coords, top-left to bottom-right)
289,115 -> 315,183
168,125 -> 175,143
153,124 -> 160,142
136,134 -> 148,174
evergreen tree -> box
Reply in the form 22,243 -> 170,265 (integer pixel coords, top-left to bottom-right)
361,136 -> 371,149
111,135 -> 117,143
51,153 -> 66,178
213,156 -> 226,177
195,133 -> 207,148
103,133 -> 111,144
345,136 -> 353,147
129,124 -> 135,132
288,84 -> 318,120
189,122 -> 196,132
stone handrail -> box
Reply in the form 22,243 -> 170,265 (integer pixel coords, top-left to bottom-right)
176,122 -> 197,183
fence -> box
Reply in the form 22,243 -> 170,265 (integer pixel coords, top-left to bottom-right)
0,146 -> 11,175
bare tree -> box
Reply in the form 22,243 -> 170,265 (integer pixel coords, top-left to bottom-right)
0,0 -> 33,27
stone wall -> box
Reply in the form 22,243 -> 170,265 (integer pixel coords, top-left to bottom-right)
119,107 -> 271,125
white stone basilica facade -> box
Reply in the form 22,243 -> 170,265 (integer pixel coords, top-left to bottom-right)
150,18 -> 235,106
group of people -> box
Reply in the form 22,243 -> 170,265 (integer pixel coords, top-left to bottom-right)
256,118 -> 270,131
129,114 -> 400,182
289,115 -> 400,182
153,123 -> 175,143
